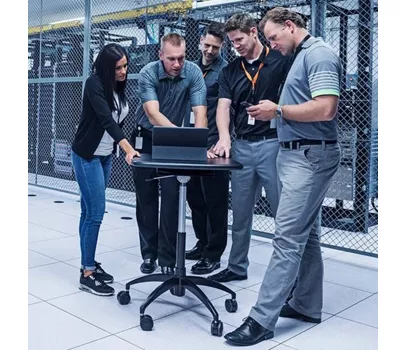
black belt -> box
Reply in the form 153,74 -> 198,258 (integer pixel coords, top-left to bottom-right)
279,139 -> 337,150
236,134 -> 277,142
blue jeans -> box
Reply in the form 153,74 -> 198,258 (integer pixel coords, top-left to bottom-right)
71,150 -> 112,271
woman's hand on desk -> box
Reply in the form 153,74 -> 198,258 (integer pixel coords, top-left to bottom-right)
125,149 -> 141,165
119,139 -> 141,165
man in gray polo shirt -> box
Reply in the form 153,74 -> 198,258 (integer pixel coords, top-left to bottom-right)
131,33 -> 207,275
225,8 -> 341,346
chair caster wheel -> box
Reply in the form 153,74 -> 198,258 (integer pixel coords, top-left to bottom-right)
225,298 -> 238,313
140,314 -> 154,331
211,320 -> 223,336
117,291 -> 131,305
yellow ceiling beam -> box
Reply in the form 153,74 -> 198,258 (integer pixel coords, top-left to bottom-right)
28,0 -> 192,36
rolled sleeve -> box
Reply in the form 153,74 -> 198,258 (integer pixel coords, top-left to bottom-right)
138,68 -> 159,104
189,65 -> 207,107
306,47 -> 341,98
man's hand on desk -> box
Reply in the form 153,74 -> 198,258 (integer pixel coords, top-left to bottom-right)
212,137 -> 231,158
207,145 -> 218,159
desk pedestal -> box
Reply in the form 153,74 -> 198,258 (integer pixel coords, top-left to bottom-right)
117,175 -> 238,336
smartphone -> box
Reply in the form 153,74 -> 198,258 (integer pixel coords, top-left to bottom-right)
241,101 -> 253,108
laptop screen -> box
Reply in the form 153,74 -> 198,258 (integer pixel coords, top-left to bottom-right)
152,127 -> 208,161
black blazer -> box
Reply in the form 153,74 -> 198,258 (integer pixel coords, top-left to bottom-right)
72,74 -> 126,160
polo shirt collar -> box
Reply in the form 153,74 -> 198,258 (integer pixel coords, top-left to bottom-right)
242,45 -> 270,65
196,55 -> 224,72
302,36 -> 319,49
158,60 -> 186,80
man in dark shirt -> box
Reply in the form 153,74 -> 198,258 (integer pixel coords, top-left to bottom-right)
210,13 -> 289,283
131,33 -> 207,275
184,23 -> 229,275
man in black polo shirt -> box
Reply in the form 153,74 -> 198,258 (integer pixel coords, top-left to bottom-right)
210,13 -> 289,283
184,23 -> 229,275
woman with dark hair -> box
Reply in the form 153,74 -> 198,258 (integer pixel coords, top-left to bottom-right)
71,43 -> 140,296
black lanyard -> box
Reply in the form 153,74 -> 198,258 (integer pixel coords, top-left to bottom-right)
277,34 -> 311,101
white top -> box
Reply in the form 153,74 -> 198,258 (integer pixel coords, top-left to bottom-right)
94,92 -> 129,156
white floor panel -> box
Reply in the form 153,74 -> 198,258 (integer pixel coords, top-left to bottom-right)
29,235 -> 114,262
26,185 -> 378,350
28,262 -> 82,300
49,286 -> 185,334
117,308 -> 282,350
284,316 -> 378,350
29,302 -> 108,350
72,336 -> 143,350
337,293 -> 378,328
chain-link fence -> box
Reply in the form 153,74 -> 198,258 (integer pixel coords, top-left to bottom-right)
28,0 -> 378,256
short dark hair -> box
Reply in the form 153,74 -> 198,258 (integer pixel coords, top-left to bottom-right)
203,22 -> 225,42
92,43 -> 128,111
160,33 -> 186,50
224,13 -> 257,35
259,7 -> 306,32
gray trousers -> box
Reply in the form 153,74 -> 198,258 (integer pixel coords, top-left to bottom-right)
228,138 -> 280,275
249,143 -> 340,330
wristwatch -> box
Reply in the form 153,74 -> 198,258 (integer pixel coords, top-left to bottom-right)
276,105 -> 284,118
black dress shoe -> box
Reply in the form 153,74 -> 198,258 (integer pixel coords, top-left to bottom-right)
191,258 -> 220,275
140,259 -> 157,274
279,303 -> 321,324
161,266 -> 175,275
224,317 -> 274,346
207,268 -> 247,283
185,245 -> 204,260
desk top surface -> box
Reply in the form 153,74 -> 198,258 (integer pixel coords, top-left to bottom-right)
131,154 -> 243,171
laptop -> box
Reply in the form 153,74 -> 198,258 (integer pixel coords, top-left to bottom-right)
152,126 -> 208,162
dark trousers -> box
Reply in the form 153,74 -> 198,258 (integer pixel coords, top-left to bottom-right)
186,171 -> 229,261
131,128 -> 179,267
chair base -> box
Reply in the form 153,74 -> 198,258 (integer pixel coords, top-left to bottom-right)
118,272 -> 237,336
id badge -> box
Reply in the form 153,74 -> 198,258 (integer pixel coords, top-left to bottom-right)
247,114 -> 255,125
135,137 -> 143,150
190,111 -> 195,125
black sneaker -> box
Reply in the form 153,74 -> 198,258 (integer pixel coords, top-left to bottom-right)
80,261 -> 114,284
79,272 -> 115,296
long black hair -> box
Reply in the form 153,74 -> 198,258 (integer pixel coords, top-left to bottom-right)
92,43 -> 129,111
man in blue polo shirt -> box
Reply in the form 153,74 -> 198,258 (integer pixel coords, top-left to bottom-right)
131,33 -> 207,276
224,8 -> 341,346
